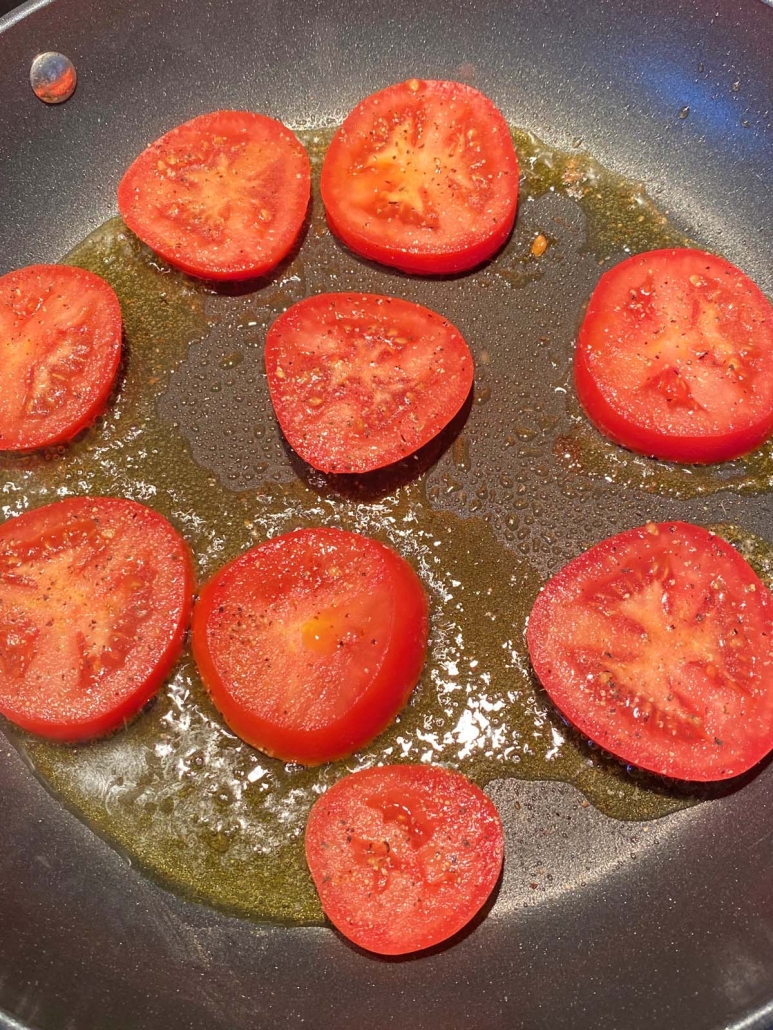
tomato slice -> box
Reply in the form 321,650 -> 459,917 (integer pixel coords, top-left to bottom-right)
305,764 -> 503,955
192,527 -> 429,765
527,521 -> 773,781
320,79 -> 519,275
0,264 -> 122,452
117,111 -> 311,280
265,293 -> 474,473
0,497 -> 193,741
575,248 -> 773,463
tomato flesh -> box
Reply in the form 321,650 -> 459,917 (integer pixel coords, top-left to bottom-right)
0,497 -> 193,741
191,527 -> 429,765
265,293 -> 474,473
118,111 -> 311,280
0,264 -> 122,452
305,764 -> 504,954
527,521 -> 773,781
321,79 -> 519,274
575,248 -> 773,463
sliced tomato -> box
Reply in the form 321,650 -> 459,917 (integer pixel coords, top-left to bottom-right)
117,111 -> 311,280
575,248 -> 773,463
0,497 -> 193,741
320,79 -> 519,275
191,527 -> 429,765
265,293 -> 474,473
305,764 -> 503,955
526,521 -> 773,781
0,264 -> 122,452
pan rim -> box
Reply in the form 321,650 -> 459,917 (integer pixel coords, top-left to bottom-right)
0,0 -> 55,34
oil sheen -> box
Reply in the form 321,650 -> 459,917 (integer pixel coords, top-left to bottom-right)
2,128 -> 770,924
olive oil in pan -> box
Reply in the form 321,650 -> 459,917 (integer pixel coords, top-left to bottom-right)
14,479 -> 697,924
709,524 -> 773,584
1,129 -> 766,924
554,396 -> 773,500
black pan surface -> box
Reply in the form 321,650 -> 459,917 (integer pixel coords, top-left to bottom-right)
1,0 -> 773,1028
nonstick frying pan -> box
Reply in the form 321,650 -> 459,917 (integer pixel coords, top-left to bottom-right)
1,0 -> 773,1027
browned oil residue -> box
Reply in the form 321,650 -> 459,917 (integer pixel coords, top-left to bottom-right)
1,128 -> 756,925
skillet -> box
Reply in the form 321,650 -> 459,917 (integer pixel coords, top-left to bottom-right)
0,0 -> 773,1027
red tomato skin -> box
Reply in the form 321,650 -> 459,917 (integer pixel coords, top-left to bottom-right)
321,80 -> 519,275
527,521 -> 773,781
0,265 -> 122,452
305,764 -> 504,955
191,528 -> 429,765
575,249 -> 773,463
117,111 -> 311,281
323,203 -> 514,277
264,293 -> 474,474
0,498 -> 194,741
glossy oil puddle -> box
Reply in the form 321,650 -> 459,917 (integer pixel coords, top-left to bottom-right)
1,128 -> 769,923
554,396 -> 773,500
